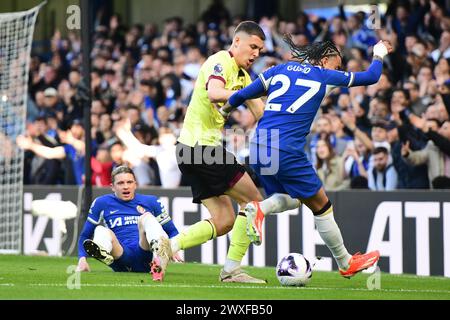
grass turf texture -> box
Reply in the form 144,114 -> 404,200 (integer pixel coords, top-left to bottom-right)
0,255 -> 449,300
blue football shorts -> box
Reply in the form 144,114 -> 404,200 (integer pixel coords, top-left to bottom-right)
250,143 -> 322,199
109,240 -> 153,273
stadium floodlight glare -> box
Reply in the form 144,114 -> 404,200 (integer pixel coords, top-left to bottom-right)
0,2 -> 45,254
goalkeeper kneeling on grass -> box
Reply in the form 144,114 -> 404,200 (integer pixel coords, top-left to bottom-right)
76,165 -> 182,281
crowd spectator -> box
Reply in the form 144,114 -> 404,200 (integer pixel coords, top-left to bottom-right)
18,119 -> 91,185
343,138 -> 370,187
368,147 -> 398,191
315,139 -> 349,190
402,112 -> 450,188
308,116 -> 348,166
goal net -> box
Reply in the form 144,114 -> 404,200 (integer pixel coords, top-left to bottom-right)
0,3 -> 45,254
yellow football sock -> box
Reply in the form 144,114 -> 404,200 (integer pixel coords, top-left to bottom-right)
176,220 -> 217,250
226,214 -> 250,262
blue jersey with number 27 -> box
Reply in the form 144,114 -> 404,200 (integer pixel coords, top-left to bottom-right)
229,59 -> 383,155
228,59 -> 382,198
257,62 -> 354,153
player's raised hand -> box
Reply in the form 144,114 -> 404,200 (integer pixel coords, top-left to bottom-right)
76,257 -> 91,272
373,40 -> 392,59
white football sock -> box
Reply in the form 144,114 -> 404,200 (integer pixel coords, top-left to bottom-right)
142,214 -> 167,246
224,258 -> 240,273
93,226 -> 113,253
259,193 -> 300,215
314,211 -> 352,270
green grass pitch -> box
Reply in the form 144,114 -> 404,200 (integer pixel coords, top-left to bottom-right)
1,255 -> 449,300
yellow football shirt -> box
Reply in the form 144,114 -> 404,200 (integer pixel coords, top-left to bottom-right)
178,50 -> 252,147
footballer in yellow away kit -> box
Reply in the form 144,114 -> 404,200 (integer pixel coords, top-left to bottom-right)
171,21 -> 267,283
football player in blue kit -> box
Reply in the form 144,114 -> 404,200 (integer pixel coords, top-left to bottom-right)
76,166 -> 180,281
220,36 -> 393,278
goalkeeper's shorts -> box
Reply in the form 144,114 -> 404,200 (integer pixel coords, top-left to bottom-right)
110,241 -> 153,273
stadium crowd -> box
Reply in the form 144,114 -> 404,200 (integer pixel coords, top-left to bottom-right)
19,0 -> 450,190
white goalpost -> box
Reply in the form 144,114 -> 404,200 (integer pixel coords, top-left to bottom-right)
0,3 -> 45,254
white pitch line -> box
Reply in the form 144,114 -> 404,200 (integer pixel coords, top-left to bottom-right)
27,283 -> 450,295
187,264 -> 450,278
388,274 -> 450,281
0,284 -> 14,286
178,265 -> 450,282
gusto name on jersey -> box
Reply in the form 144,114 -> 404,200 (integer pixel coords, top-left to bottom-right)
286,65 -> 311,73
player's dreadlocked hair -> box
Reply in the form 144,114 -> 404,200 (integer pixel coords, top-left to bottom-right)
283,34 -> 342,66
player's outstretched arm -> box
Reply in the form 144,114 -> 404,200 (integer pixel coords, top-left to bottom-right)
76,220 -> 96,272
220,78 -> 266,117
349,41 -> 393,87
77,257 -> 90,272
323,41 -> 392,88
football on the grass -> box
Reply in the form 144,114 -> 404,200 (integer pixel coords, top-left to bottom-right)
276,253 -> 312,286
